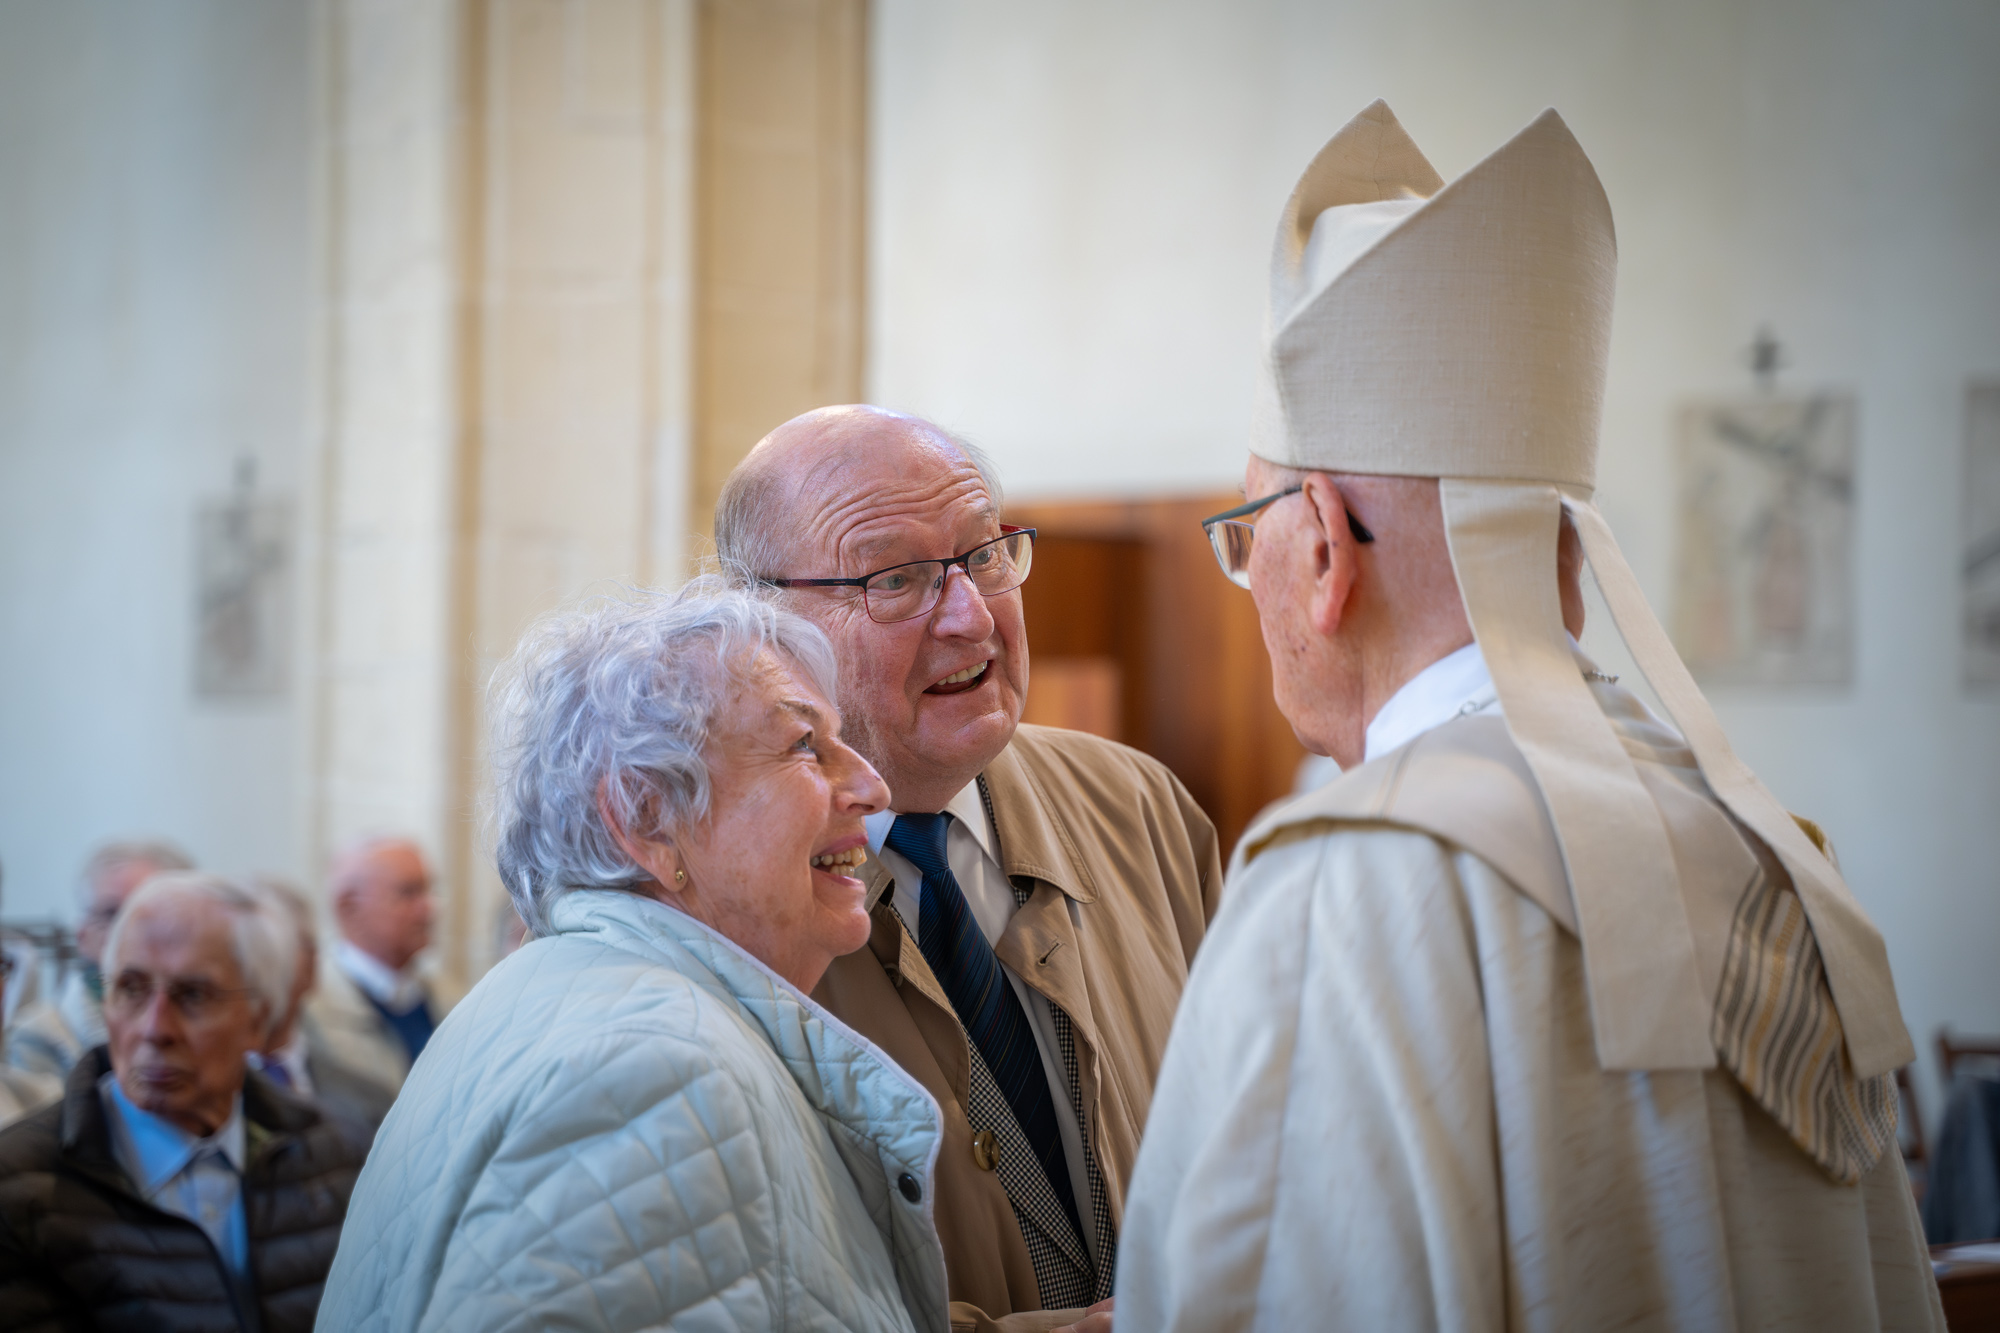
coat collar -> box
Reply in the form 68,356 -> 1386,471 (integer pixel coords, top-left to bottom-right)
55,1047 -> 315,1193
544,890 -> 942,1151
858,727 -> 1099,912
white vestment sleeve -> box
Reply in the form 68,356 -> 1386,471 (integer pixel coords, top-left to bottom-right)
1118,828 -> 1506,1332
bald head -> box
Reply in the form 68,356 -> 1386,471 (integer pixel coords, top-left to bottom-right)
715,406 -> 1002,582
328,836 -> 434,972
713,405 -> 1029,814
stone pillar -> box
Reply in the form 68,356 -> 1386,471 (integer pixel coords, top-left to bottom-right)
690,0 -> 868,547
311,0 -> 701,980
458,0 -> 698,973
309,0 -> 473,956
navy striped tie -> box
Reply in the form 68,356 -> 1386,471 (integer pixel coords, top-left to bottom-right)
886,812 -> 1083,1243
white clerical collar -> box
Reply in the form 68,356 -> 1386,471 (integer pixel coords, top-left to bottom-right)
335,939 -> 425,1013
99,1072 -> 246,1193
864,778 -> 995,859
1364,640 -> 1501,762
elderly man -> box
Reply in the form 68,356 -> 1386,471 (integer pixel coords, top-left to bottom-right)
7,838 -> 194,1081
1116,103 -> 1941,1330
300,836 -> 458,1124
717,406 -> 1222,1331
0,872 -> 369,1328
246,878 -> 389,1128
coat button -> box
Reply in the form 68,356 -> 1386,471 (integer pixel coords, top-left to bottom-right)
971,1130 -> 1000,1172
898,1172 -> 922,1203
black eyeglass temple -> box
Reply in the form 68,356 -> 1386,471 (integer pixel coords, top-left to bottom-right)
1346,511 -> 1375,544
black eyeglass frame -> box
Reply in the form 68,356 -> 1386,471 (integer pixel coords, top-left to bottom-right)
763,525 -> 1039,624
1199,486 -> 1375,544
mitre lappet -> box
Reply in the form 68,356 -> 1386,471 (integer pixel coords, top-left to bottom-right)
1251,101 -> 1911,1178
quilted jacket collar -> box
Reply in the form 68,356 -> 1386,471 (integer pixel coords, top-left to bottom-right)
546,890 -> 948,1330
546,889 -> 943,1159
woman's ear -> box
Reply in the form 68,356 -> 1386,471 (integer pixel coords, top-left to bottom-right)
1299,473 -> 1363,637
597,778 -> 683,895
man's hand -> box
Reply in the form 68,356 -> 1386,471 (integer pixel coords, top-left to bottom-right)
1052,1298 -> 1113,1333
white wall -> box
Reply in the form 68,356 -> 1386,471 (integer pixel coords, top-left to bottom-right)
0,1 -> 316,918
869,0 -> 2000,1116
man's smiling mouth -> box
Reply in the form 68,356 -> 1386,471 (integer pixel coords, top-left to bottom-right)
925,660 -> 989,695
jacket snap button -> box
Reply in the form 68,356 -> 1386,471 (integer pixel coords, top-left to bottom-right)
897,1172 -> 922,1203
971,1130 -> 1000,1172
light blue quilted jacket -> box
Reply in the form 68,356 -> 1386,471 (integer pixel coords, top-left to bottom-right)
316,889 -> 949,1333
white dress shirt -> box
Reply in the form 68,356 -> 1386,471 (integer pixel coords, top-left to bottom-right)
866,786 -> 1100,1262
335,940 -> 426,1015
98,1073 -> 249,1274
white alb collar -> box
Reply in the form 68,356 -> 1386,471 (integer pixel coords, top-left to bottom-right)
1364,640 -> 1501,762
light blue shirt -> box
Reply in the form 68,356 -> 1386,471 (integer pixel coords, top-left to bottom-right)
97,1073 -> 249,1275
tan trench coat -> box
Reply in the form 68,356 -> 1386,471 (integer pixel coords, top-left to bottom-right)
813,723 -> 1222,1333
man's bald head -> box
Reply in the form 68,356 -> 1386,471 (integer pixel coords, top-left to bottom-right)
328,836 -> 434,972
713,405 -> 1029,814
715,406 -> 1003,581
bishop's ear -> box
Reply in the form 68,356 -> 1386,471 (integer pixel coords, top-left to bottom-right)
1299,472 -> 1364,637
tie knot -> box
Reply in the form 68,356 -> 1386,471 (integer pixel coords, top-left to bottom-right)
884,812 -> 953,877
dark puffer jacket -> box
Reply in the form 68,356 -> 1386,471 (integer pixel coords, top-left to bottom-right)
0,1046 -> 372,1331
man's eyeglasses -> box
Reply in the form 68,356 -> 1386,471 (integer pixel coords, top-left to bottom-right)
765,526 -> 1037,624
1201,486 -> 1374,590
104,971 -> 255,1024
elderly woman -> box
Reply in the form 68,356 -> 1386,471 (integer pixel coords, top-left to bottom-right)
318,583 -> 949,1333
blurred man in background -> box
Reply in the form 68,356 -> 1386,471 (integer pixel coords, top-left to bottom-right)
6,838 -> 193,1081
246,879 -> 318,1096
0,873 -> 368,1328
0,861 -> 60,1129
300,836 -> 458,1124
252,877 -> 403,1127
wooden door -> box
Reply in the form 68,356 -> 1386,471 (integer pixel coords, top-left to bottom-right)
1012,495 -> 1307,861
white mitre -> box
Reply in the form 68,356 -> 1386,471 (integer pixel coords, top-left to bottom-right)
1253,101 -> 1911,1078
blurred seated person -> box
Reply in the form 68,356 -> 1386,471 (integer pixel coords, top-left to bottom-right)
7,838 -> 194,1081
319,583 -> 952,1331
0,872 -> 370,1329
0,870 -> 59,1129
0,948 -> 57,1129
299,835 -> 459,1123
249,878 -> 394,1128
245,879 -> 318,1094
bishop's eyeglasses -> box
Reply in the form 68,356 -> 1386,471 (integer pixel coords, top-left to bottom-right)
765,525 -> 1037,624
1201,485 -> 1375,589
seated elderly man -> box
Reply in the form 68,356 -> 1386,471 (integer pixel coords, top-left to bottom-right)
247,878 -> 392,1128
320,582 -> 952,1332
718,407 -> 1221,1331
7,838 -> 193,1081
300,835 -> 458,1125
0,872 -> 370,1328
